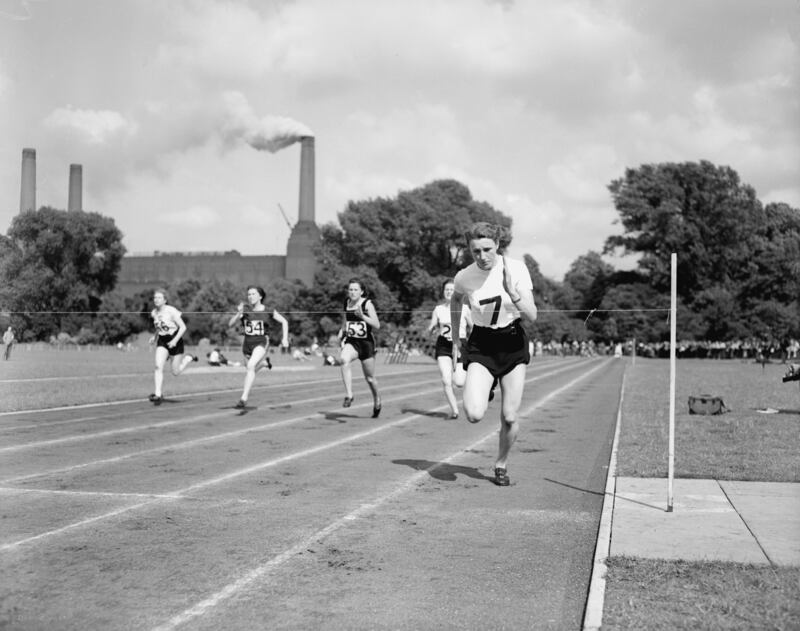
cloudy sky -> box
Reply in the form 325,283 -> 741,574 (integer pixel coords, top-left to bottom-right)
1,0 -> 797,280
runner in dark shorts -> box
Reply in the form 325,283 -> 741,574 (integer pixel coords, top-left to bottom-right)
450,222 -> 538,487
228,285 -> 289,409
339,278 -> 382,418
148,288 -> 197,405
428,279 -> 471,419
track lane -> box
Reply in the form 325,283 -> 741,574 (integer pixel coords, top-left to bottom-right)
0,357 -> 623,630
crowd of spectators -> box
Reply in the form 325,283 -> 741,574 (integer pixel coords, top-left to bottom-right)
529,338 -> 800,362
631,338 -> 799,361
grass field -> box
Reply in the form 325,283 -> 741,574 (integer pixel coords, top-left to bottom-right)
604,358 -> 800,630
0,344 -> 310,413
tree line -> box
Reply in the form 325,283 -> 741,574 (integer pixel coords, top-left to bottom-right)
1,160 -> 798,348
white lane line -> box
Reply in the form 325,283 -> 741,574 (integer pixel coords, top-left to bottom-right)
0,386 -> 445,484
582,361 -> 625,631
0,374 -> 351,430
0,372 -> 149,384
0,366 -> 444,417
152,359 -> 611,631
0,360 -> 600,552
0,487 -> 180,500
0,500 -> 181,550
0,376 -> 436,453
1,360 -> 589,482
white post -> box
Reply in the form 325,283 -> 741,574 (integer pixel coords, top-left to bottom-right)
667,253 -> 677,512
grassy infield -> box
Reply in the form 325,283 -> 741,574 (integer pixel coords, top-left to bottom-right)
603,358 -> 800,630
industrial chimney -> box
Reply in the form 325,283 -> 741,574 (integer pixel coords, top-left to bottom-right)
297,136 -> 315,223
285,136 -> 320,287
68,164 -> 83,211
20,148 -> 36,213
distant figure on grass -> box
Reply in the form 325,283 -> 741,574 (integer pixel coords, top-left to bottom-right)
783,363 -> 800,383
339,278 -> 382,418
206,347 -> 240,367
148,289 -> 197,405
228,286 -> 289,409
428,279 -> 471,419
450,222 -> 538,487
3,326 -> 14,360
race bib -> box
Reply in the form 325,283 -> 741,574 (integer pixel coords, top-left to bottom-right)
244,319 -> 266,336
347,321 -> 368,339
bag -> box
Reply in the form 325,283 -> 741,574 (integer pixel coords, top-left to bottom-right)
688,394 -> 728,415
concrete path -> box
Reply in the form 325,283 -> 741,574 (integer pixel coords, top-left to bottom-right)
610,477 -> 800,566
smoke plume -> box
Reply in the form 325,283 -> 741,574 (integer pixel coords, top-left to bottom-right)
222,91 -> 313,153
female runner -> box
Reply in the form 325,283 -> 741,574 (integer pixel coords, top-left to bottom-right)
450,223 -> 538,486
228,285 -> 289,409
338,278 -> 382,418
427,279 -> 470,419
149,288 -> 197,405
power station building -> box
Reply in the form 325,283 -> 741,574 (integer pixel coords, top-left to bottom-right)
16,141 -> 320,295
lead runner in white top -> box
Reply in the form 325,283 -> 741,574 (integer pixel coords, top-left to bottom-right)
449,222 -> 538,486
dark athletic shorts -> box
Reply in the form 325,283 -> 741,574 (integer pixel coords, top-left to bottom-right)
434,336 -> 468,365
345,338 -> 376,361
434,335 -> 452,358
157,334 -> 184,357
465,320 -> 530,379
242,336 -> 268,359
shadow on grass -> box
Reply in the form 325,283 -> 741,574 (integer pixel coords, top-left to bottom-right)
393,458 -> 490,483
544,477 -> 668,511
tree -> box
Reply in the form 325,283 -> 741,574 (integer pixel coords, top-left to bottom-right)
326,179 -> 511,321
0,208 -> 126,339
563,252 -> 615,312
604,161 -> 800,341
184,280 -> 242,345
605,161 -> 764,299
93,292 -> 147,343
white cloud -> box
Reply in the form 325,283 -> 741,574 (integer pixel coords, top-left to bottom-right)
157,205 -> 220,228
548,145 -> 619,204
42,106 -> 137,144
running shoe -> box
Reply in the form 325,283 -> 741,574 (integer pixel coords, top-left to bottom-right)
152,396 -> 163,406
266,357 -> 273,370
148,393 -> 158,402
234,400 -> 247,409
494,467 -> 510,486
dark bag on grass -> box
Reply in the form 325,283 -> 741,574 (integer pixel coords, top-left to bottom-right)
688,394 -> 728,415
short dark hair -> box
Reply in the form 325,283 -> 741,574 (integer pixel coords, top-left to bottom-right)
347,278 -> 366,295
247,285 -> 266,300
464,222 -> 511,252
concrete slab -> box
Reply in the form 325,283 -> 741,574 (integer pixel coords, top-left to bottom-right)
610,477 -> 769,564
720,480 -> 800,566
